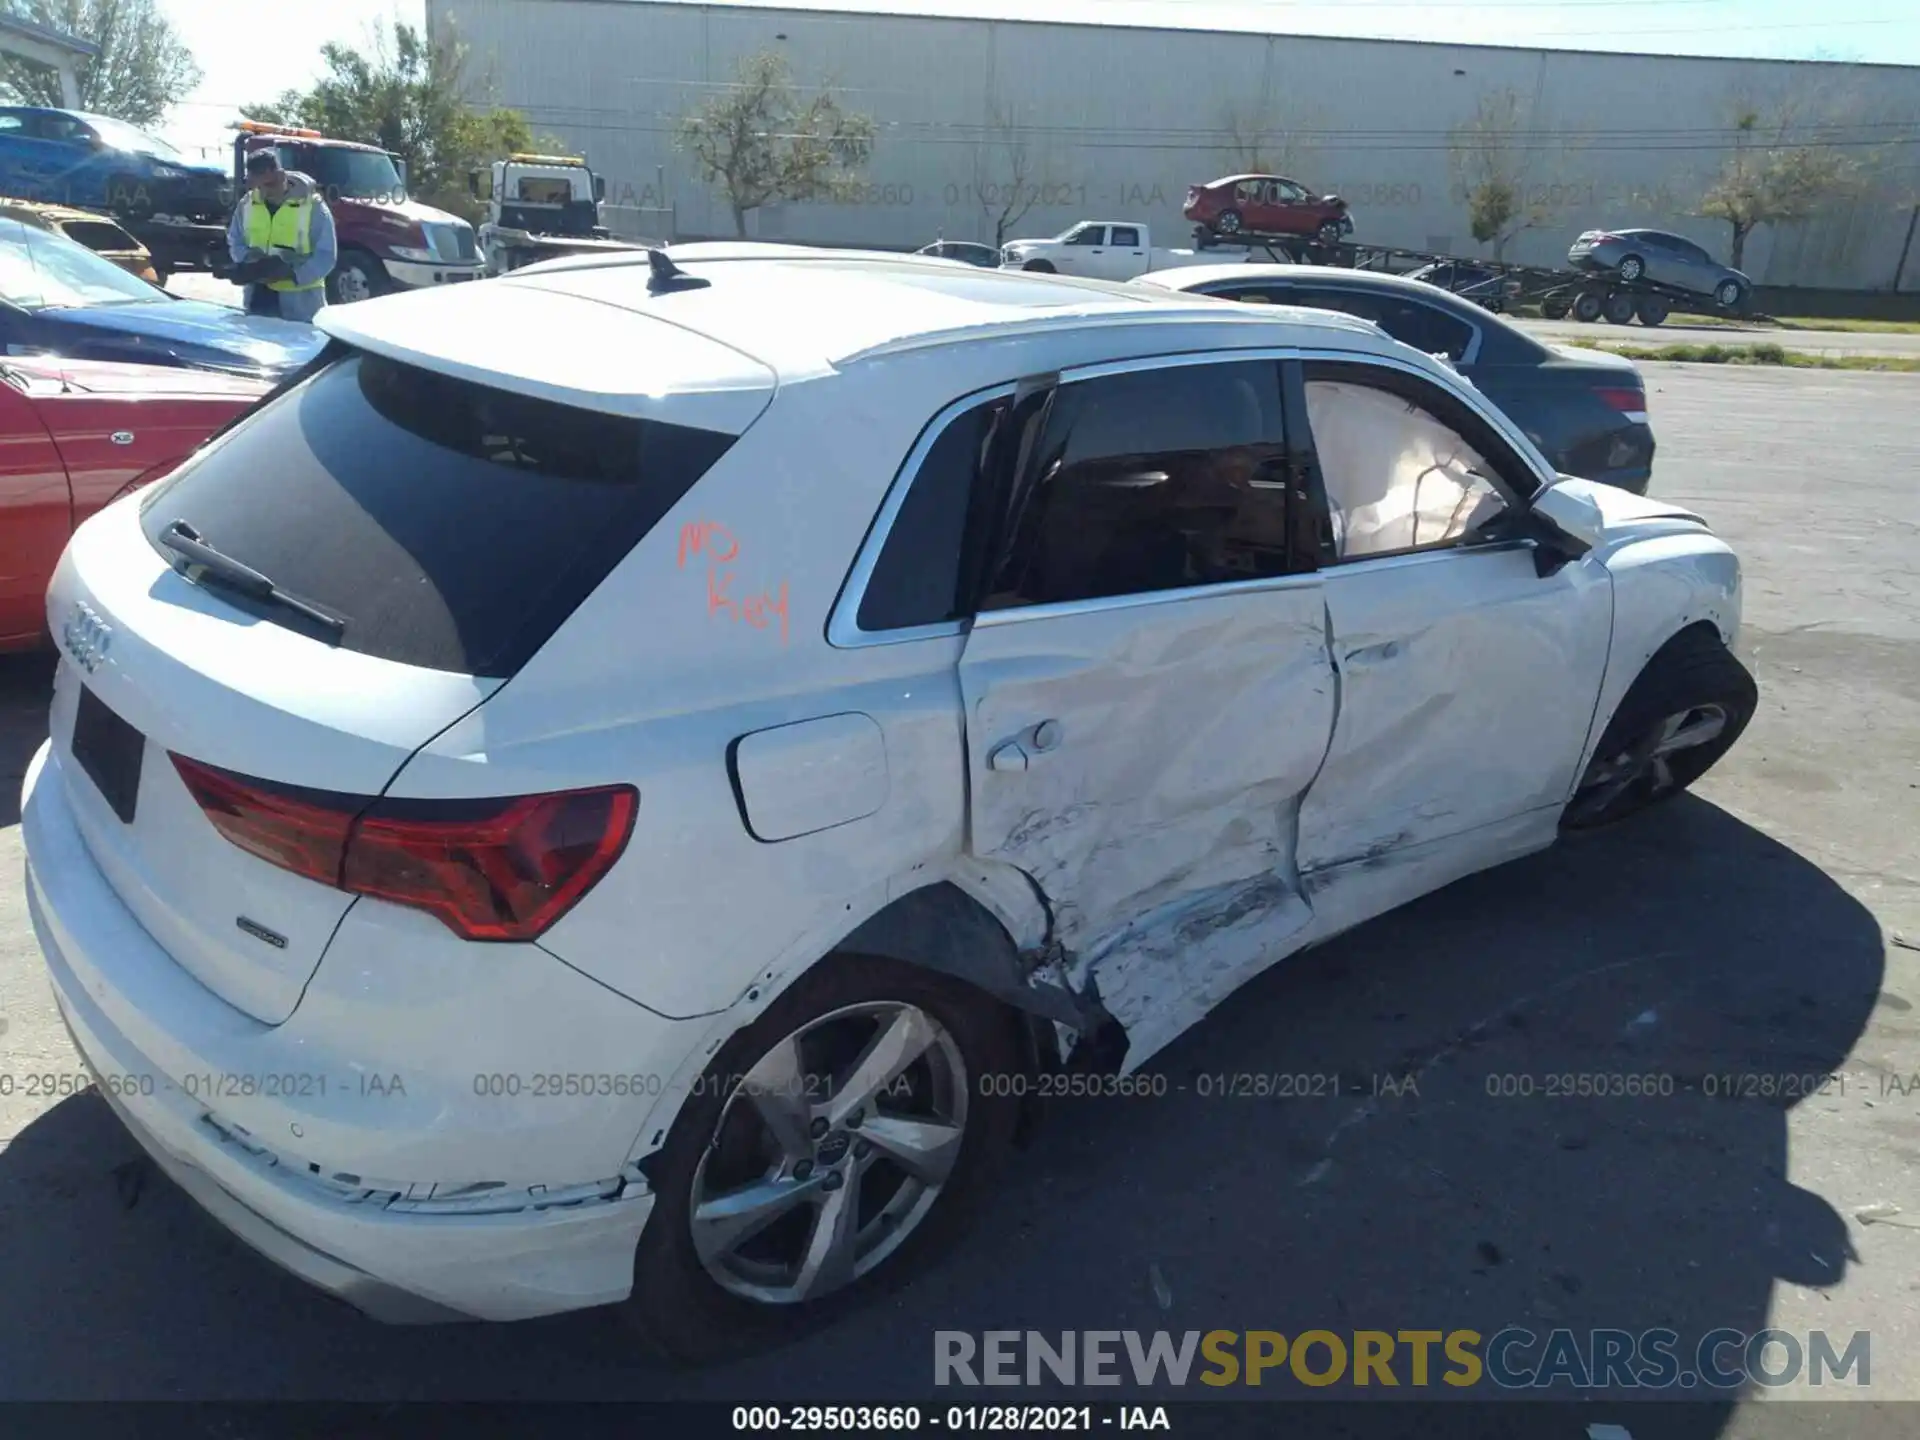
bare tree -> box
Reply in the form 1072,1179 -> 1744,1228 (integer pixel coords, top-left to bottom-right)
1447,87 -> 1548,262
976,103 -> 1049,246
1218,99 -> 1314,176
676,51 -> 876,237
1695,93 -> 1866,271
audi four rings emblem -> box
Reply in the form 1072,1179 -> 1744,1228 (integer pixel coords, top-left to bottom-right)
62,602 -> 111,674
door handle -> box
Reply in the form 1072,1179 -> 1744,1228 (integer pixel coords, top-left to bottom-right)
987,740 -> 1029,773
988,720 -> 1061,773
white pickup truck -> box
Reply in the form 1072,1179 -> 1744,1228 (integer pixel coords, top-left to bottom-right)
999,220 -> 1256,281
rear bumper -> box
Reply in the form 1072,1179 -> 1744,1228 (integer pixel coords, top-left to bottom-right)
21,738 -> 679,1323
382,258 -> 484,288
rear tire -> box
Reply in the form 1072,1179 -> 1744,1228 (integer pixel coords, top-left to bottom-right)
1616,254 -> 1646,282
1215,209 -> 1243,237
1541,292 -> 1573,320
1571,291 -> 1605,324
1022,259 -> 1056,273
1563,626 -> 1757,831
1635,295 -> 1671,327
622,953 -> 1027,1364
1602,291 -> 1638,325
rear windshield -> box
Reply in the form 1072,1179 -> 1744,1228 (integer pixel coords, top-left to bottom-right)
139,349 -> 737,677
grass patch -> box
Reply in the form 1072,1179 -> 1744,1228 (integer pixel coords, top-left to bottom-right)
1592,341 -> 1920,372
1773,316 -> 1920,335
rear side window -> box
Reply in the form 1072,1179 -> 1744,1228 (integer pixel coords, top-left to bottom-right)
984,360 -> 1294,610
63,220 -> 138,251
858,395 -> 1007,632
140,350 -> 736,677
1287,286 -> 1477,361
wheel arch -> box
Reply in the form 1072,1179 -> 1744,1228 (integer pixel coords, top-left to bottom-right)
620,868 -> 1117,1174
1575,533 -> 1742,784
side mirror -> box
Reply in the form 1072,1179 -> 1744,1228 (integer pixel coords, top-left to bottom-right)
592,175 -> 606,203
1525,481 -> 1605,575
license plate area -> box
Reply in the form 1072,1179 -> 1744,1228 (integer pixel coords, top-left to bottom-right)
72,685 -> 145,824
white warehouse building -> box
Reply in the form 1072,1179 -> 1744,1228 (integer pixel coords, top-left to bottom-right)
432,0 -> 1920,291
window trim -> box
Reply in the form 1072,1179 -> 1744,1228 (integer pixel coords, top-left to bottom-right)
971,568 -> 1322,632
829,344 -> 1549,645
827,382 -> 1016,649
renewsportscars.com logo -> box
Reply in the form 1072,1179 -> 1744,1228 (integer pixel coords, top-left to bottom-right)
933,1328 -> 1871,1390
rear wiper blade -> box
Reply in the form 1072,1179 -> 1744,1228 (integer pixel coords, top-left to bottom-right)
157,519 -> 346,640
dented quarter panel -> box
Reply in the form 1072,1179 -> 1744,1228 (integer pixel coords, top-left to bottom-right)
1296,541 -> 1614,881
957,579 -> 1337,1048
1576,527 -> 1742,780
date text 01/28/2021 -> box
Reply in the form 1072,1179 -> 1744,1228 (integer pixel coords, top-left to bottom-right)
730,1406 -> 1170,1431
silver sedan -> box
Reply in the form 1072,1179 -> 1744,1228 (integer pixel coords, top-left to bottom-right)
1569,228 -> 1751,309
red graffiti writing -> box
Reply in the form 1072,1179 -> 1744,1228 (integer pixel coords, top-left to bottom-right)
679,521 -> 788,645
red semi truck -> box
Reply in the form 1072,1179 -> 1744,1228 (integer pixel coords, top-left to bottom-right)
228,120 -> 483,302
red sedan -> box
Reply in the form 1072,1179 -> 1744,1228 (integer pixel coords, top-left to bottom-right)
0,357 -> 269,651
1184,173 -> 1354,244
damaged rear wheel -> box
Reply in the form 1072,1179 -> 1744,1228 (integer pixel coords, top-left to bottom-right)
1563,626 -> 1757,830
623,953 -> 1027,1363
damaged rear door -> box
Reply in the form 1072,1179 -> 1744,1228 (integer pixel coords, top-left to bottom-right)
957,353 -> 1335,1065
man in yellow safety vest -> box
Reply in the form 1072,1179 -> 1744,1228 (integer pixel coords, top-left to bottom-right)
225,147 -> 337,323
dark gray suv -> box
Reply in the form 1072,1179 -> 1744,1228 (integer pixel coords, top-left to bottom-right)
1137,265 -> 1657,494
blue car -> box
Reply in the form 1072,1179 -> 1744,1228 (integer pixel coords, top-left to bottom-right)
0,217 -> 324,379
0,106 -> 229,224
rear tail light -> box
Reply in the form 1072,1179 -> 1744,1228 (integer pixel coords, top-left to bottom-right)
171,755 -> 637,941
1594,386 -> 1649,424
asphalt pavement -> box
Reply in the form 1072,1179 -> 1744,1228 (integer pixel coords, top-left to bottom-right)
0,363 -> 1916,1426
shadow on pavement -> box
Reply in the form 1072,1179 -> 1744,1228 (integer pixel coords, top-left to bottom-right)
0,651 -> 54,827
0,794 -> 1885,1420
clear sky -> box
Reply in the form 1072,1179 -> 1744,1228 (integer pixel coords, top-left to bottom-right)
157,0 -> 1918,154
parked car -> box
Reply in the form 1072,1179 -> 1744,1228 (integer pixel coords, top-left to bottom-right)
0,217 -> 325,379
1000,220 -> 1256,281
0,355 -> 267,650
0,105 -> 229,277
1137,264 -> 1657,493
914,239 -> 1000,267
0,198 -> 158,281
1184,173 -> 1353,244
1405,260 -> 1520,313
24,250 -> 1753,1358
1569,228 -> 1750,310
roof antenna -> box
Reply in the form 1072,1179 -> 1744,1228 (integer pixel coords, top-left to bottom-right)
647,246 -> 709,293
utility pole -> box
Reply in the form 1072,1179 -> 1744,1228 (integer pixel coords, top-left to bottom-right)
1896,202 -> 1920,293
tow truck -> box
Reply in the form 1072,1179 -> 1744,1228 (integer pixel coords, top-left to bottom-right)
470,153 -> 653,275
223,121 -> 482,302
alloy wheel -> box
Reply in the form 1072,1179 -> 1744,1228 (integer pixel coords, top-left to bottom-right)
1566,704 -> 1730,826
336,264 -> 375,303
688,1001 -> 969,1305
